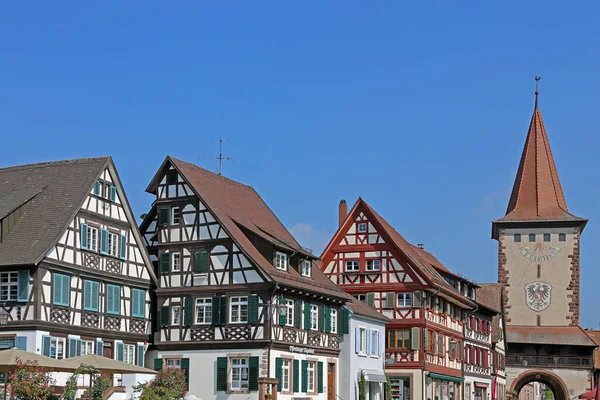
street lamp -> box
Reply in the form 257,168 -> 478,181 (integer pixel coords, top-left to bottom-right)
0,307 -> 9,326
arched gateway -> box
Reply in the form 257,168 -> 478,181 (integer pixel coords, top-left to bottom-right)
510,370 -> 569,400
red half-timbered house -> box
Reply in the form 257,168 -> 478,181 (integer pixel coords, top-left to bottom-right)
320,198 -> 477,400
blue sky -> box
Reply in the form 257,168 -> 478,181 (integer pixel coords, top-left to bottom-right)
1,1 -> 599,327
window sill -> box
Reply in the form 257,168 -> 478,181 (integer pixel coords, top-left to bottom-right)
227,390 -> 249,394
358,353 -> 368,358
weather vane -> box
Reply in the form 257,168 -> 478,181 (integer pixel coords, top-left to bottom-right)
535,76 -> 541,109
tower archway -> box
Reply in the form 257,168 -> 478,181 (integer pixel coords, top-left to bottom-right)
510,370 -> 569,400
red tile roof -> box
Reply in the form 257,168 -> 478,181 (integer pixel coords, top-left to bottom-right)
507,326 -> 596,346
497,107 -> 586,224
583,330 -> 600,368
345,295 -> 391,323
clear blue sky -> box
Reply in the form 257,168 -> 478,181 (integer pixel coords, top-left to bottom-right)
1,1 -> 599,327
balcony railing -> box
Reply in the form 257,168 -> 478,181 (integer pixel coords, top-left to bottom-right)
507,354 -> 592,369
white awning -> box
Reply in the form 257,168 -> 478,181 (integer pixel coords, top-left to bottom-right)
363,370 -> 387,383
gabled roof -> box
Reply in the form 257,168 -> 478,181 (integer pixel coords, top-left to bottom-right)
146,157 -> 347,300
322,198 -> 475,308
0,158 -> 109,266
507,325 -> 596,347
495,103 -> 586,227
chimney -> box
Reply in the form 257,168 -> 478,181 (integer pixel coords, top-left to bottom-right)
338,200 -> 348,228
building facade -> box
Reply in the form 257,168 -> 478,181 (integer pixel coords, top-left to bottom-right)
140,157 -> 350,400
320,199 -> 478,400
462,303 -> 495,400
492,93 -> 596,400
0,158 -> 155,390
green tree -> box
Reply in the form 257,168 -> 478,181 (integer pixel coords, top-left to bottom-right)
8,357 -> 55,400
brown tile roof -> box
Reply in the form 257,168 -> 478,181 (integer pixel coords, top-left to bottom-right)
583,330 -> 600,368
506,326 -> 596,347
0,158 -> 109,266
345,295 -> 390,323
496,107 -> 586,225
354,199 -> 475,308
150,157 -> 347,300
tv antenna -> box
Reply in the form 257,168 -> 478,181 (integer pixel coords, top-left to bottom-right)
200,138 -> 232,175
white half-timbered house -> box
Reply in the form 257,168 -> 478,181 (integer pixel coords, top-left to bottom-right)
320,199 -> 478,400
140,157 -> 350,400
0,157 -> 156,394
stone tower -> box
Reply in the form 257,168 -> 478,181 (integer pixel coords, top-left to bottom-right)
491,93 -> 587,327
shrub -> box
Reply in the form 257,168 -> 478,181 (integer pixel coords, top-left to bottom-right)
135,368 -> 187,400
8,357 -> 55,400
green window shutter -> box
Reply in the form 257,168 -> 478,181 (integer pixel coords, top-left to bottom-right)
295,300 -> 302,328
137,344 -> 145,367
42,336 -> 51,356
293,360 -> 299,392
317,362 -> 324,393
119,235 -> 127,260
160,305 -> 170,327
193,250 -> 210,273
424,328 -> 429,350
411,327 -> 420,350
107,284 -> 120,314
109,186 -> 117,202
83,281 -> 91,310
80,223 -> 88,250
68,338 -> 77,358
366,292 -> 375,307
91,281 -> 99,311
324,306 -> 331,333
304,303 -> 311,330
99,229 -> 109,255
248,356 -> 259,391
158,207 -> 170,227
131,289 -> 139,318
212,296 -> 221,325
181,358 -> 190,389
96,340 -> 104,356
216,357 -> 227,391
386,292 -> 395,308
106,285 -> 113,314
160,252 -> 170,273
17,270 -> 29,302
15,337 -> 26,351
339,307 -> 349,334
278,297 -> 287,326
413,291 -> 422,308
183,296 -> 193,326
319,305 -> 326,332
93,181 -> 101,196
153,358 -> 163,371
275,358 -> 283,392
54,274 -> 70,307
220,296 -> 228,324
248,294 -> 259,325
62,275 -> 70,307
116,342 -> 124,362
301,360 -> 308,392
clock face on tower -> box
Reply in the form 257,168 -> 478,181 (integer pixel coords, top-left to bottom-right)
519,243 -> 561,262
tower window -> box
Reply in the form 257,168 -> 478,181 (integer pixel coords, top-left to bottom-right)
514,234 -> 521,243
559,233 -> 566,242
543,234 -> 551,242
537,265 -> 541,278
529,234 -> 536,242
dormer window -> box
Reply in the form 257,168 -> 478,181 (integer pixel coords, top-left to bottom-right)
275,252 -> 288,271
357,223 -> 367,233
301,260 -> 311,277
93,180 -> 116,202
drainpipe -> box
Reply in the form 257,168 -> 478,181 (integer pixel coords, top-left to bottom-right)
267,283 -> 279,383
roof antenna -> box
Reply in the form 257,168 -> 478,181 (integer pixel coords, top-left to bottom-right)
200,136 -> 233,175
535,76 -> 541,110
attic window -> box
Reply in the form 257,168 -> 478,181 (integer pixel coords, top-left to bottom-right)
301,260 -> 311,277
166,169 -> 178,185
275,252 -> 288,271
357,223 -> 367,233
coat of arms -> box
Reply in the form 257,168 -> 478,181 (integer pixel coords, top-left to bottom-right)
525,281 -> 552,312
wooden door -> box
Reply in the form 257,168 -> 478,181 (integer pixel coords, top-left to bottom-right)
102,341 -> 114,383
327,363 -> 336,400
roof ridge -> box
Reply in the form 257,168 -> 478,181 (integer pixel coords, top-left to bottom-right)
168,156 -> 253,189
0,157 -> 110,173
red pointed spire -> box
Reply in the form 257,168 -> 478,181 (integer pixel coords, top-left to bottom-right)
503,83 -> 580,221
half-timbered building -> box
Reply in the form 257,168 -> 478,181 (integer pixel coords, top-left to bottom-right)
0,158 -> 156,390
140,157 -> 350,400
320,199 -> 478,400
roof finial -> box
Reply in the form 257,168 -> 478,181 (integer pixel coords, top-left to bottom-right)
535,76 -> 541,110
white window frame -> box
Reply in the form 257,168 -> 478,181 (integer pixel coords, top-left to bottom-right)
301,260 -> 311,277
230,296 -> 248,324
366,259 -> 381,271
230,357 -> 249,390
166,358 -> 182,369
359,327 -> 367,355
370,329 -> 379,357
345,260 -> 360,271
285,300 -> 294,326
275,252 -> 288,271
330,309 -> 337,334
397,292 -> 413,307
281,359 -> 291,392
107,231 -> 119,257
307,361 -> 316,393
171,207 -> 181,225
172,252 -> 181,272
357,223 -> 367,233
87,226 -> 98,252
50,337 -> 66,360
171,305 -> 181,326
0,272 -> 18,302
81,340 -> 94,356
354,294 -> 366,303
195,298 -> 212,324
123,344 -> 135,365
310,305 -> 318,330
